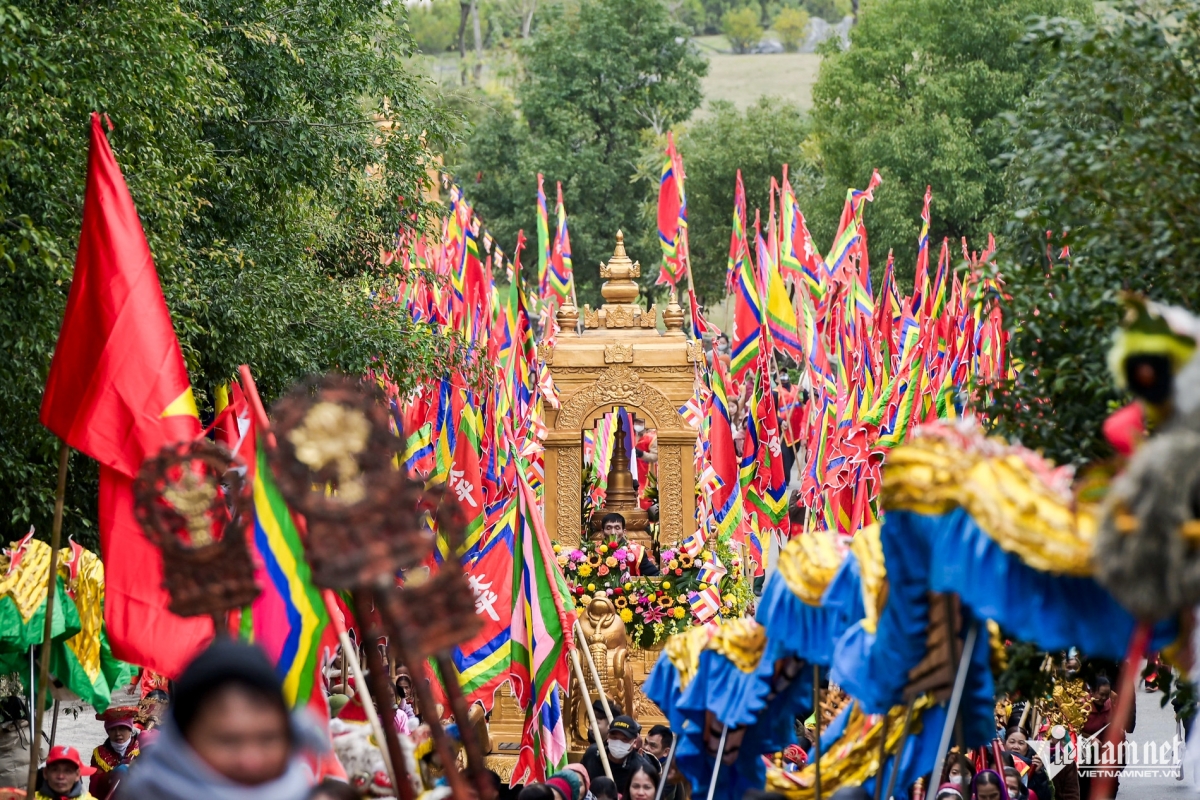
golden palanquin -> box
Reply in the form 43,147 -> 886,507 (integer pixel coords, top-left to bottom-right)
487,232 -> 699,767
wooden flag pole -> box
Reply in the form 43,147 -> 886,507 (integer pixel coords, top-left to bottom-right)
570,648 -> 613,780
813,665 -> 823,800
26,441 -> 69,796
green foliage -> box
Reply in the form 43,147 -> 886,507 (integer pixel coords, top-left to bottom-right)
410,0 -> 461,53
455,0 -> 707,301
638,98 -> 811,304
0,0 -> 465,547
992,2 -> 1200,465
775,7 -> 810,51
802,0 -> 851,21
722,6 -> 764,53
993,640 -> 1055,702
807,0 -> 1091,288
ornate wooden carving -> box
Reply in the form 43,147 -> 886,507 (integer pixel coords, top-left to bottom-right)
583,306 -> 600,329
556,446 -> 583,548
556,366 -> 683,431
605,306 -> 636,328
268,374 -> 433,588
657,445 -> 685,547
537,343 -> 554,364
686,339 -> 705,363
604,343 -> 634,363
133,439 -> 259,619
639,306 -> 658,328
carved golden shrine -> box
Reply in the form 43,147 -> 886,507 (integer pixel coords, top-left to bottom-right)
541,231 -> 701,551
484,233 -> 699,769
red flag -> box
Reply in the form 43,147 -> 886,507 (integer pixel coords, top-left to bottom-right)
40,113 -> 212,676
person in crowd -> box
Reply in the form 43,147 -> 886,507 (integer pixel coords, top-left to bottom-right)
136,688 -> 170,748
587,701 -> 621,745
970,770 -> 1007,800
626,760 -> 660,800
1004,766 -> 1032,800
580,715 -> 657,799
117,638 -> 329,800
518,785 -> 556,800
642,726 -> 684,800
392,667 -> 419,730
934,785 -> 965,800
944,752 -> 975,788
591,514 -> 658,577
1003,727 -> 1050,800
90,706 -> 141,798
589,776 -> 618,800
36,746 -> 97,800
1080,675 -> 1133,798
827,788 -> 870,800
308,780 -> 363,800
544,767 -> 589,800
642,725 -> 672,761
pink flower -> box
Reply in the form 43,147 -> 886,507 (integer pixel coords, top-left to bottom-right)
614,548 -> 629,562
569,549 -> 585,562
642,606 -> 667,624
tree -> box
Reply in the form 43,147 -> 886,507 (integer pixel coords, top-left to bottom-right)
991,2 -> 1200,465
635,98 -> 812,303
0,0 -> 465,547
774,7 -> 810,51
806,0 -> 1091,287
722,6 -> 763,53
456,0 -> 707,301
410,0 -> 461,53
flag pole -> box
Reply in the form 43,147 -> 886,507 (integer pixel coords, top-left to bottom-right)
26,441 -> 69,796
570,647 -> 613,780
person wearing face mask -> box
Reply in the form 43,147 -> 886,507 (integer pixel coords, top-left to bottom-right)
90,707 -> 141,799
579,716 -> 656,799
944,753 -> 975,788
117,638 -> 331,800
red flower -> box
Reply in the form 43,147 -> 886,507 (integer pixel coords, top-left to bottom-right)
674,568 -> 683,576
656,590 -> 664,597
613,587 -> 623,595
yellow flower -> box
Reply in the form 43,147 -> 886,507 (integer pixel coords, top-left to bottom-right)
724,594 -> 736,606
677,593 -> 687,603
553,543 -> 562,553
662,580 -> 671,589
557,555 -> 568,567
624,582 -> 633,591
698,582 -> 708,590
587,583 -> 596,592
672,606 -> 686,619
599,544 -> 609,554
614,597 -> 628,609
668,560 -> 679,570
578,564 -> 593,577
700,549 -> 711,560
679,553 -> 695,568
658,595 -> 674,608
619,608 -> 634,623
605,556 -> 618,568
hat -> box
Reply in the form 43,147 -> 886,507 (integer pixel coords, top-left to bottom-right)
97,705 -> 138,732
563,763 -> 591,793
546,770 -> 585,800
934,785 -> 965,800
172,639 -> 285,735
608,715 -> 640,739
45,745 -> 97,776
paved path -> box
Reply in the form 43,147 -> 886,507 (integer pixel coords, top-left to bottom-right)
1122,686 -> 1196,799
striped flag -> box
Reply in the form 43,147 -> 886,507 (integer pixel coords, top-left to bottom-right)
244,434 -> 332,716
536,174 -> 551,302
688,585 -> 722,623
656,132 -> 687,286
509,472 -> 575,785
548,183 -> 574,307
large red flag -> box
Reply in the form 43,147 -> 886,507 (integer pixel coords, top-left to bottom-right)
40,113 -> 212,676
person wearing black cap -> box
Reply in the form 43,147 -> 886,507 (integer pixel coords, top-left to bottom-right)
117,638 -> 329,800
579,715 -> 656,800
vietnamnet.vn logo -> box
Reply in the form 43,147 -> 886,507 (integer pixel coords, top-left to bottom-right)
1027,725 -> 1185,780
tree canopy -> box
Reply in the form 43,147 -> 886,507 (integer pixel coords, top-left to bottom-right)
807,0 -> 1091,285
455,0 -> 707,301
992,1 -> 1200,465
0,0 -> 464,545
